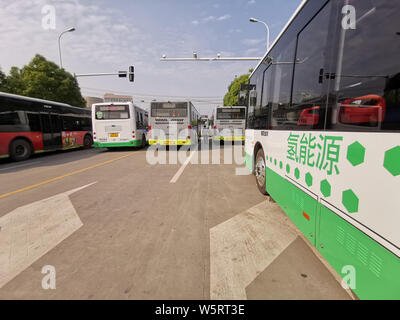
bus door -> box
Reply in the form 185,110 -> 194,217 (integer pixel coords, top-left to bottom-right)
40,113 -> 62,150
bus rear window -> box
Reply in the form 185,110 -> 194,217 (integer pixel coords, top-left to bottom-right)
151,103 -> 188,118
95,105 -> 130,120
217,109 -> 246,120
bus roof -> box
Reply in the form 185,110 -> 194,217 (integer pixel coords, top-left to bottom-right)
0,91 -> 87,112
150,100 -> 199,115
250,0 -> 308,79
93,101 -> 148,114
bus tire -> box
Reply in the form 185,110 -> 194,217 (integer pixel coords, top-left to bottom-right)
10,139 -> 32,162
255,148 -> 268,195
83,134 -> 93,149
141,135 -> 146,148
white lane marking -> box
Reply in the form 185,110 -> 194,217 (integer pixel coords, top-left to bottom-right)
210,200 -> 298,300
0,183 -> 96,289
0,161 -> 43,172
170,151 -> 196,184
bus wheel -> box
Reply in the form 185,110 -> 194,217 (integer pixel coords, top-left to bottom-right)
10,139 -> 32,162
83,135 -> 93,149
141,135 -> 146,148
255,148 -> 268,195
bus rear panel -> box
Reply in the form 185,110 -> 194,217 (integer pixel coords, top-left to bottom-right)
213,107 -> 246,142
149,101 -> 199,146
93,103 -> 148,148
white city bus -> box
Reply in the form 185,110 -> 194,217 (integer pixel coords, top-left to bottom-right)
92,102 -> 148,149
149,101 -> 200,146
244,0 -> 400,300
213,106 -> 246,142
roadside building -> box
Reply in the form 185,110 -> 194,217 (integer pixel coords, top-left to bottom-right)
84,96 -> 104,109
104,93 -> 133,103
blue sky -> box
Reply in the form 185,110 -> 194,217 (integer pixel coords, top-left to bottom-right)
0,0 -> 301,114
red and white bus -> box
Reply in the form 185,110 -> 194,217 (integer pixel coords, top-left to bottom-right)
0,92 -> 92,161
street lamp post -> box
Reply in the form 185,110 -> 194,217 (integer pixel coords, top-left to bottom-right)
58,27 -> 75,68
249,18 -> 270,51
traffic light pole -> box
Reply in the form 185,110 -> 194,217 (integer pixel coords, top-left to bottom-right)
74,72 -> 127,78
74,66 -> 135,82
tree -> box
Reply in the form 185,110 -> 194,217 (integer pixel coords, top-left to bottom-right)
4,67 -> 25,94
223,69 -> 253,106
0,68 -> 7,92
4,55 -> 86,107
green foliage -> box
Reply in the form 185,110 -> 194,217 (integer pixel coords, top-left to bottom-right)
1,55 -> 86,107
223,69 -> 252,106
0,68 -> 7,92
5,67 -> 24,94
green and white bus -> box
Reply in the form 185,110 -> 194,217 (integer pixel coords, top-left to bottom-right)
92,102 -> 148,149
213,106 -> 246,142
245,0 -> 400,299
149,101 -> 200,146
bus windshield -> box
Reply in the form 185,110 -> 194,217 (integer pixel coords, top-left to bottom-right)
151,102 -> 188,118
217,108 -> 246,120
95,105 -> 130,120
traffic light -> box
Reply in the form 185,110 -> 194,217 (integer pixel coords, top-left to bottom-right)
118,71 -> 127,78
129,66 -> 135,82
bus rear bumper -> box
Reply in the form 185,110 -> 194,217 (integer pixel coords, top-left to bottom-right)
149,139 -> 192,146
213,136 -> 245,142
94,140 -> 142,148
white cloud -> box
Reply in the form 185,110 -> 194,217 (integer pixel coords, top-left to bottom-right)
202,15 -> 215,23
192,20 -> 199,25
217,14 -> 231,21
0,0 -> 257,115
197,14 -> 231,24
248,0 -> 256,5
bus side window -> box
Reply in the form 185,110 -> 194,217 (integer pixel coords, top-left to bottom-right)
136,111 -> 140,128
269,36 -> 297,130
27,113 -> 41,132
327,0 -> 400,131
289,1 -> 332,131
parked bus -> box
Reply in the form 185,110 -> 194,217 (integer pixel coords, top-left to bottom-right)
213,106 -> 246,142
244,0 -> 400,299
0,92 -> 92,162
92,102 -> 148,149
149,101 -> 200,146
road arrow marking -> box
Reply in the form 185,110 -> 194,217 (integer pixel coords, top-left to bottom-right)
210,200 -> 298,300
0,183 -> 96,289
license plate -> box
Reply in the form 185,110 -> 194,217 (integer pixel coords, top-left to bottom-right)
110,133 -> 119,138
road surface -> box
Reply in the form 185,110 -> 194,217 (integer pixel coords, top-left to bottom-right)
0,146 -> 351,300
